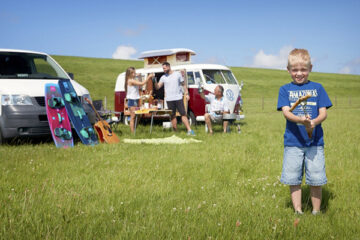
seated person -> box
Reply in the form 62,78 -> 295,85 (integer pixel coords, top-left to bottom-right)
200,85 -> 230,134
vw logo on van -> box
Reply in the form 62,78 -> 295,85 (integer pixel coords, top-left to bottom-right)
226,89 -> 234,101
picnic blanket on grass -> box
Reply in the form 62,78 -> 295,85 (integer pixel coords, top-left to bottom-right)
123,135 -> 202,145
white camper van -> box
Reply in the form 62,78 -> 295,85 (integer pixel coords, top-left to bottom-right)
0,49 -> 94,144
114,48 -> 244,124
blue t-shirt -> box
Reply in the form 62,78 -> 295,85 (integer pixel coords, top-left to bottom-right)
277,81 -> 332,147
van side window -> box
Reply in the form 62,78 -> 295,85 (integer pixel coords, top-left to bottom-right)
195,72 -> 201,83
187,71 -> 195,85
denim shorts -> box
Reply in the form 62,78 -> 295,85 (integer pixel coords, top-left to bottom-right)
280,146 -> 327,186
209,112 -> 223,123
127,99 -> 139,107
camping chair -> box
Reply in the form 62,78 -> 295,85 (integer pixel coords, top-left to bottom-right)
93,100 -> 105,117
92,99 -> 122,132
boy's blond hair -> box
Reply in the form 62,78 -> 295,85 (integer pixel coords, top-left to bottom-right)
287,48 -> 312,69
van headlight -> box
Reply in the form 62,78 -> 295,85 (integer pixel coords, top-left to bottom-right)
1,95 -> 33,105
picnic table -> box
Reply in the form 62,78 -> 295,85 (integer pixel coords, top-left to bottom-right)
134,108 -> 172,135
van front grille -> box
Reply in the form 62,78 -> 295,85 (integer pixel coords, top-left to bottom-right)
34,97 -> 45,106
39,115 -> 48,122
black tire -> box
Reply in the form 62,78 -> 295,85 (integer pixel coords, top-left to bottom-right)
188,111 -> 196,126
0,125 -> 5,145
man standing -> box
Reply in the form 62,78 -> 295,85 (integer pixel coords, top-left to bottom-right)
200,85 -> 230,134
154,62 -> 195,135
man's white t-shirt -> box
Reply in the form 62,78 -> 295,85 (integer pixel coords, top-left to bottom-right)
159,71 -> 184,101
205,94 -> 229,113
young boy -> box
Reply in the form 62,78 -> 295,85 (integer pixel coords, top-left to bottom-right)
277,49 -> 332,215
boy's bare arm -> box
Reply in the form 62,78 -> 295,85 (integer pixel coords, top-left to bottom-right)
282,106 -> 310,126
282,106 -> 327,129
309,107 -> 327,129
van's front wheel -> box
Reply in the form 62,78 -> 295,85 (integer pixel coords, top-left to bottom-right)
188,111 -> 196,126
0,125 -> 5,145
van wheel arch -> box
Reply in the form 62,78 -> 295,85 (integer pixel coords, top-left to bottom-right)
0,125 -> 5,145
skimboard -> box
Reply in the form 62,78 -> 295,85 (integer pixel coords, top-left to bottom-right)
45,83 -> 73,148
58,79 -> 98,146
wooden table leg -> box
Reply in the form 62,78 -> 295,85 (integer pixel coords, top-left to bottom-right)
134,115 -> 138,135
150,112 -> 154,134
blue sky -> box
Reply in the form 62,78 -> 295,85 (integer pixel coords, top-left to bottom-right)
1,0 -> 359,75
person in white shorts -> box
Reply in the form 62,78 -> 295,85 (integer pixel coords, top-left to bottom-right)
200,85 -> 230,134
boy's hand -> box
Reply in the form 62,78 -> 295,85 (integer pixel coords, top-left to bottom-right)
309,119 -> 315,129
305,115 -> 316,129
301,115 -> 312,128
302,116 -> 314,138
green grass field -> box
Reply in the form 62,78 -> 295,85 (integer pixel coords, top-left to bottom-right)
1,56 -> 360,239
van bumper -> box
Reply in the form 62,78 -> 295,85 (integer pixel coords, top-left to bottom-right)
236,114 -> 245,120
0,104 -> 95,139
196,113 -> 245,122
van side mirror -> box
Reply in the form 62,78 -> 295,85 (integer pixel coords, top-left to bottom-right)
239,80 -> 244,90
68,72 -> 74,79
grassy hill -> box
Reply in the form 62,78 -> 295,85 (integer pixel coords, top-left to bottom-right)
1,56 -> 359,239
52,55 -> 360,109
52,55 -> 143,109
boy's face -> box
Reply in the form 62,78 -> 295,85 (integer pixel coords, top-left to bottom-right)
288,63 -> 312,85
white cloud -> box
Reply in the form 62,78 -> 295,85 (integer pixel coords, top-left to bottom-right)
339,58 -> 360,75
250,45 -> 293,70
112,45 -> 137,59
339,66 -> 351,74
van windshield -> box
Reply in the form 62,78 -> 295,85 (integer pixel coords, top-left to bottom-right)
202,69 -> 237,85
0,52 -> 69,79
221,70 -> 238,84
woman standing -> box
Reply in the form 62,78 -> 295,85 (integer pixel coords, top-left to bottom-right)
124,67 -> 153,133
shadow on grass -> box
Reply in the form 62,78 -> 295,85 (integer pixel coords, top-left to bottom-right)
286,185 -> 335,213
2,133 -> 83,146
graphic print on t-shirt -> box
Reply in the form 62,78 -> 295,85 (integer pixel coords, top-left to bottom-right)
289,89 -> 318,119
